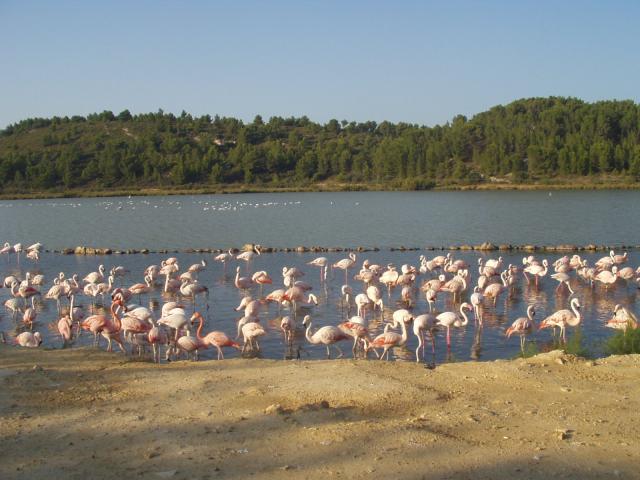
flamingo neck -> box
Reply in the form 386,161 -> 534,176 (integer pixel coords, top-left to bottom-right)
195,314 -> 204,340
568,302 -> 581,326
111,302 -> 122,331
304,321 -> 316,344
458,306 -> 469,326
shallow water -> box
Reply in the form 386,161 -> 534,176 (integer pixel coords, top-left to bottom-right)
1,190 -> 640,250
1,250 -> 635,363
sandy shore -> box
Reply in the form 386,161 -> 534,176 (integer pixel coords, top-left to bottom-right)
1,346 -> 639,480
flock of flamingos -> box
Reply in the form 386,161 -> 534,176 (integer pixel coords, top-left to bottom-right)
1,241 -> 638,363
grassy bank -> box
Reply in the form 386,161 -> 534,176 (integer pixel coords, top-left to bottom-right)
2,178 -> 640,200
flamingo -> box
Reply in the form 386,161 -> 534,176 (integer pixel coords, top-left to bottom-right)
354,293 -> 370,319
436,302 -> 472,349
338,315 -> 369,358
148,320 -> 169,363
22,307 -> 37,330
606,305 -> 638,331
308,257 -> 329,281
595,251 -> 615,270
234,266 -> 253,291
157,307 -> 190,343
129,275 -> 154,297
470,286 -> 484,325
236,245 -> 261,264
611,251 -> 628,265
550,272 -> 574,294
483,271 -> 508,306
506,305 -> 536,354
45,278 -> 66,313
175,331 -> 209,361
15,331 -> 42,347
13,281 -> 40,308
595,267 -> 618,289
188,259 -> 207,274
280,315 -> 296,344
413,313 -> 438,362
333,252 -> 356,285
368,309 -> 411,360
366,285 -> 384,313
340,285 -> 353,313
379,265 -> 400,296
180,279 -> 209,308
539,298 -> 582,343
240,321 -> 266,352
0,242 -> 11,255
4,298 -> 22,321
214,249 -> 234,272
99,301 -> 127,353
425,288 -> 437,313
523,259 -> 549,286
191,312 -> 240,359
57,314 -> 73,347
251,270 -> 273,294
83,265 -> 106,284
303,315 -> 350,358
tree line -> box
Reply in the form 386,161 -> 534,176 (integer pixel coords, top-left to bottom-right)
1,96 -> 640,193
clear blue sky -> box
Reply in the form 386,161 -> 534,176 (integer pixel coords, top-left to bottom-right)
1,0 -> 639,128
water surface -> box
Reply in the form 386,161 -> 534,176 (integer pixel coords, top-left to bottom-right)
0,190 -> 638,250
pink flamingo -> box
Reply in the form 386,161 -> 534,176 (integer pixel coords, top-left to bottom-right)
175,331 -> 209,361
425,288 -> 437,313
483,271 -> 508,306
413,313 -> 438,361
436,302 -> 472,349
192,312 -> 240,359
333,252 -> 357,285
550,272 -> 574,294
214,249 -> 234,272
280,315 -> 296,344
595,267 -> 618,289
251,270 -> 273,294
15,331 -> 42,347
606,305 -> 638,331
368,309 -> 411,360
22,307 -> 37,330
506,305 -> 536,354
129,275 -> 153,297
366,285 -> 384,313
234,266 -> 253,291
303,315 -> 350,358
338,315 -> 370,358
83,264 -> 106,284
523,259 -> 548,286
539,298 -> 582,343
240,321 -> 266,352
308,257 -> 329,281
380,265 -> 400,296
470,286 -> 484,325
354,293 -> 370,319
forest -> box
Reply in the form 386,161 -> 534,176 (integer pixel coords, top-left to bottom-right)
1,96 -> 640,194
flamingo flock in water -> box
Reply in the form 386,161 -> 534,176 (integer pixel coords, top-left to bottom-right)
1,242 -> 639,363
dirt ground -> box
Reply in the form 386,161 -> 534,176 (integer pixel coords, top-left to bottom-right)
1,345 -> 639,480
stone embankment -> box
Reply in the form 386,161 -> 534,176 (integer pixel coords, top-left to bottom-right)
44,242 -> 639,255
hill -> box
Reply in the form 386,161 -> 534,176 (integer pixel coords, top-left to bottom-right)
2,97 -> 640,196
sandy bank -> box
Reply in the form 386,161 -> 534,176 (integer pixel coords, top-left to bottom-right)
1,346 -> 639,480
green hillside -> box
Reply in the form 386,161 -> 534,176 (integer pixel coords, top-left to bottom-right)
2,97 -> 640,196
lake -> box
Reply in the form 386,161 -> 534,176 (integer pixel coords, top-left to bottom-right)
0,190 -> 639,250
0,191 -> 638,363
